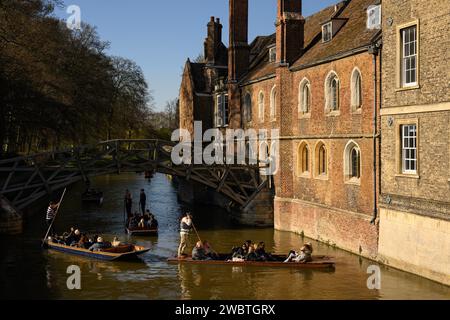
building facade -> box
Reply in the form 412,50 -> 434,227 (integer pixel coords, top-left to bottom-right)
378,0 -> 450,285
179,0 -> 449,284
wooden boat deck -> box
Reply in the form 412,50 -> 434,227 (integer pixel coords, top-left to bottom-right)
167,254 -> 335,269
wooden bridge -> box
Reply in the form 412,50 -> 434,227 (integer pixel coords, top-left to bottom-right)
0,140 -> 268,211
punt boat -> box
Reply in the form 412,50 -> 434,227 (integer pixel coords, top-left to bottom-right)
167,254 -> 335,269
44,240 -> 150,261
126,226 -> 158,236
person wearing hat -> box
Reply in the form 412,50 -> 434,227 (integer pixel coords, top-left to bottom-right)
178,212 -> 193,258
284,242 -> 314,263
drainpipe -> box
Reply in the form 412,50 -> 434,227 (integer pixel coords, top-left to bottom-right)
369,42 -> 380,225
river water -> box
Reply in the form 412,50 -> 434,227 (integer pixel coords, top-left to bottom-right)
0,173 -> 448,300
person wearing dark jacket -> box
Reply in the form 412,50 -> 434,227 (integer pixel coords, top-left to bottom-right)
192,241 -> 211,261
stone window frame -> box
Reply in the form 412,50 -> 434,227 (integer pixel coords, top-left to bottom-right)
395,118 -> 420,179
324,70 -> 341,116
395,19 -> 420,91
350,67 -> 363,113
296,141 -> 311,178
344,140 -> 362,185
314,140 -> 329,180
270,85 -> 277,121
298,77 -> 311,119
258,91 -> 265,123
243,92 -> 253,124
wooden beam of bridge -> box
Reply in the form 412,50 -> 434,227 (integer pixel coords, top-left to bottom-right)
0,140 -> 267,211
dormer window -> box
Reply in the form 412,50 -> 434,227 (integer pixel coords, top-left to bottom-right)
322,22 -> 333,42
367,5 -> 381,29
269,46 -> 276,63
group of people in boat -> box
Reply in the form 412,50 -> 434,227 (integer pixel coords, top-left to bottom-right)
176,211 -> 314,264
50,227 -> 124,252
128,210 -> 159,230
230,240 -> 274,262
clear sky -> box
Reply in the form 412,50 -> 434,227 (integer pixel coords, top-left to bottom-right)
55,0 -> 339,111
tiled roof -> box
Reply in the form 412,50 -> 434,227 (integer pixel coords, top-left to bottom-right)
242,0 -> 381,83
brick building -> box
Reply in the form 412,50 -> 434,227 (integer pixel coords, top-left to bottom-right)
179,0 -> 383,259
378,0 -> 450,285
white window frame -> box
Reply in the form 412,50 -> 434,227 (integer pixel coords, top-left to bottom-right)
401,124 -> 418,174
215,93 -> 229,128
367,5 -> 381,30
401,25 -> 418,87
322,22 -> 332,42
269,47 -> 276,63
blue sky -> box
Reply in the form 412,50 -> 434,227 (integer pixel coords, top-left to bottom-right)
55,0 -> 338,111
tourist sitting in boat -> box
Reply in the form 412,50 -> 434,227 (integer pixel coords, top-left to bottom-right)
231,241 -> 253,261
255,242 -> 275,261
284,243 -> 313,263
112,237 -> 121,247
65,228 -> 81,246
78,234 -> 91,249
203,240 -> 219,260
88,237 -> 112,252
192,241 -> 212,261
245,244 -> 259,261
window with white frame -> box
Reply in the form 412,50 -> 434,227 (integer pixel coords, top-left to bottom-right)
367,5 -> 381,30
269,47 -> 276,63
270,86 -> 277,120
258,91 -> 265,122
344,141 -> 361,181
401,124 -> 417,174
401,25 -> 418,87
299,79 -> 311,114
215,93 -> 229,127
322,22 -> 332,42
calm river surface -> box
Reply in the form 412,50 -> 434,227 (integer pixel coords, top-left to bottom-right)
0,173 -> 448,300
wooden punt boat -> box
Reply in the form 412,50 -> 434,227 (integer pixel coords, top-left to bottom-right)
167,254 -> 335,269
44,240 -> 150,261
126,226 -> 158,236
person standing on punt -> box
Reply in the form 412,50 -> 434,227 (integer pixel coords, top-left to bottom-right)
45,201 -> 60,236
139,189 -> 147,215
178,212 -> 193,258
124,189 -> 133,218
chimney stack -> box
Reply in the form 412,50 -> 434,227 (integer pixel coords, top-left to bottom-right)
204,16 -> 223,65
276,0 -> 305,66
228,0 -> 250,82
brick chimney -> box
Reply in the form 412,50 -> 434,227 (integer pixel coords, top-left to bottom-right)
204,16 -> 223,65
228,0 -> 250,82
276,0 -> 305,66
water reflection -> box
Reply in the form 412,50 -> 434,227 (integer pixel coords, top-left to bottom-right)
0,173 -> 448,300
